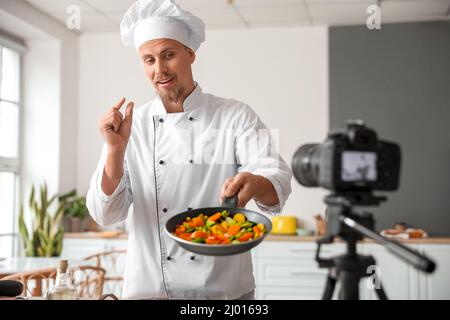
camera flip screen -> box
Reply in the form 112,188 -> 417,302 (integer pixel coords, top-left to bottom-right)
341,151 -> 377,182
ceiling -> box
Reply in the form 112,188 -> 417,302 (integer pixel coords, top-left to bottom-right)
24,0 -> 450,33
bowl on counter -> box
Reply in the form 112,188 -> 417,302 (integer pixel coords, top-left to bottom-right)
296,228 -> 315,237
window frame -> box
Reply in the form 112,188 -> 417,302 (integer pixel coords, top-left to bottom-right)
0,37 -> 25,258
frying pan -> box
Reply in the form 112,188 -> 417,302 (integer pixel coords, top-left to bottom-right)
165,196 -> 272,256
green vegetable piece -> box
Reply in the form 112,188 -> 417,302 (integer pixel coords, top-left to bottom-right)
226,217 -> 236,225
240,222 -> 252,229
206,220 -> 216,228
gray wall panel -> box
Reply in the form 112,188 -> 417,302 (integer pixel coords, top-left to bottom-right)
329,21 -> 450,236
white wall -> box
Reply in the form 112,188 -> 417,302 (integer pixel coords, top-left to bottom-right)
0,0 -> 79,199
22,40 -> 61,197
77,32 -> 153,198
78,26 -> 329,230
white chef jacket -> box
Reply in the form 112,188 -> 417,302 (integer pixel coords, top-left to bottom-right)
86,83 -> 292,299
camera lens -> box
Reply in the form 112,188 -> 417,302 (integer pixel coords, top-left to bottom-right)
291,144 -> 320,187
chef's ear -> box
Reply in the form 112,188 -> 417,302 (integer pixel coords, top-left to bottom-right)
185,46 -> 196,64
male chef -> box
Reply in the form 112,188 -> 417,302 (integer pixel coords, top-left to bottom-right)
86,0 -> 292,300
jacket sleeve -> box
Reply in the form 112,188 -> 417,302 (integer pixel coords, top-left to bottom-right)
86,144 -> 133,227
234,104 -> 293,215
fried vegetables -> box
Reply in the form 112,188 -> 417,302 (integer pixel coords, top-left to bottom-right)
172,210 -> 266,245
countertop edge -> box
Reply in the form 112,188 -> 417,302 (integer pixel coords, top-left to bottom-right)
64,232 -> 450,244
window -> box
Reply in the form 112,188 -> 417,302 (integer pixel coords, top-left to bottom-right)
0,43 -> 22,258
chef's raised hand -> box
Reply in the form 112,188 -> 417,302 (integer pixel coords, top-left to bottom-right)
99,98 -> 134,195
220,172 -> 279,208
99,97 -> 134,150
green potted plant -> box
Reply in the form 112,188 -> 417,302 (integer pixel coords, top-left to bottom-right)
58,189 -> 89,232
18,183 -> 65,257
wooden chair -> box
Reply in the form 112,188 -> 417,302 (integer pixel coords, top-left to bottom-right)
83,249 -> 126,296
1,265 -> 106,299
69,265 -> 106,298
0,268 -> 56,297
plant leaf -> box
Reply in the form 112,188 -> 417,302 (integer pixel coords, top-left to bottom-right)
52,202 -> 65,235
54,228 -> 64,256
59,189 -> 76,202
29,185 -> 35,209
18,206 -> 29,241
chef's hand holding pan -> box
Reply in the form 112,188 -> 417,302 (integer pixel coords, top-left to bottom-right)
220,172 -> 279,208
99,97 -> 134,151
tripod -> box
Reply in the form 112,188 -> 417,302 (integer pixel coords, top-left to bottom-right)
315,192 -> 436,300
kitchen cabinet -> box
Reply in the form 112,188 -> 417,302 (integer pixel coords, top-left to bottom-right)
62,235 -> 450,300
253,241 -> 352,300
62,237 -> 128,297
253,240 -> 450,300
360,243 -> 420,300
62,238 -> 127,259
417,244 -> 450,300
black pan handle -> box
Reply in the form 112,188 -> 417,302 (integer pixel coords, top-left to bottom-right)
221,195 -> 238,208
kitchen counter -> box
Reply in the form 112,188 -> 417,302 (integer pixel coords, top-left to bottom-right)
64,232 -> 450,244
65,231 -> 128,239
265,234 -> 450,244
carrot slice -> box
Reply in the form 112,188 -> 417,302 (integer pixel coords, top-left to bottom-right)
206,236 -> 221,244
238,232 -> 253,242
208,212 -> 222,222
228,224 -> 241,236
191,230 -> 208,239
192,216 -> 204,227
178,233 -> 192,241
175,225 -> 186,235
187,221 -> 196,228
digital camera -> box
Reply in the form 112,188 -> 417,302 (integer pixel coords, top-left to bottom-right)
291,120 -> 401,192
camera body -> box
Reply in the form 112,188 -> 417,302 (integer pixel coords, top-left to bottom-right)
292,120 -> 401,192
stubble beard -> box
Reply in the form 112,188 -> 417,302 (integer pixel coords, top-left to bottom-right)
157,83 -> 186,105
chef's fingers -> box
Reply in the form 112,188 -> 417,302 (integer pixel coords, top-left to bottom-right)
112,109 -> 124,119
106,113 -> 123,132
123,102 -> 134,124
111,118 -> 121,133
219,176 -> 234,202
99,117 -> 111,133
113,113 -> 123,124
237,185 -> 252,208
224,177 -> 245,199
112,97 -> 126,111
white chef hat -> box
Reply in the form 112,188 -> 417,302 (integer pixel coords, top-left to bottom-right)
120,0 -> 205,52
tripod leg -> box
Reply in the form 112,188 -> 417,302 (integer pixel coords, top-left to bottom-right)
322,273 -> 336,300
338,270 -> 360,300
373,275 -> 388,300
